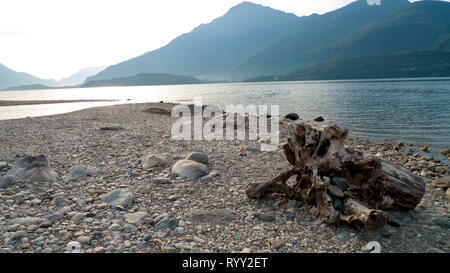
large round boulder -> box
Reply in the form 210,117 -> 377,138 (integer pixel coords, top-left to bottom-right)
171,160 -> 208,180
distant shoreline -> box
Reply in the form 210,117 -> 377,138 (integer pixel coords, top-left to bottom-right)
2,75 -> 450,92
0,99 -> 118,107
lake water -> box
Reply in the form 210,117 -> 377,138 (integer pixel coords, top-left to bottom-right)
0,78 -> 449,161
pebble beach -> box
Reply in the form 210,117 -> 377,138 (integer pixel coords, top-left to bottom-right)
0,102 -> 448,253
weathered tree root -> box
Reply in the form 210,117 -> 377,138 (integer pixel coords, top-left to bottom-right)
246,167 -> 302,200
245,119 -> 426,230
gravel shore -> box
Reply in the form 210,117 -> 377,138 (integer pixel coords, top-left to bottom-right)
0,102 -> 448,253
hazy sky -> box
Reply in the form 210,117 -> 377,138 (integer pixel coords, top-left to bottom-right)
0,0 -> 431,80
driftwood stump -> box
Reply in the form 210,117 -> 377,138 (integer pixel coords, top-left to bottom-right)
246,119 -> 425,230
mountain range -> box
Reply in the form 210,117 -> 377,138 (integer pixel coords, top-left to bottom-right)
0,64 -> 107,90
239,0 -> 450,77
58,66 -> 108,86
81,73 -> 202,88
2,0 -> 450,90
86,0 -> 450,83
243,51 -> 450,82
0,63 -> 57,90
86,1 -> 304,83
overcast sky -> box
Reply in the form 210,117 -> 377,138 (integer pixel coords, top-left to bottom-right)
0,0 -> 431,80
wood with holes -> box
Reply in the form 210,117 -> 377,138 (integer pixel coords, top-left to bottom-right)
245,119 -> 425,230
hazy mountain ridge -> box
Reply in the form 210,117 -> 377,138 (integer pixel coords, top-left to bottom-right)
85,1 -> 304,83
323,1 -> 450,59
0,64 -> 108,90
88,0 -> 450,82
236,0 -> 415,77
243,51 -> 450,82
3,0 -> 450,89
5,84 -> 56,91
58,66 -> 108,86
0,63 -> 57,90
81,73 -> 202,88
3,72 -> 203,91
239,1 -> 450,77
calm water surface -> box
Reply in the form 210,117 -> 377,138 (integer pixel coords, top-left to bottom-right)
0,78 -> 449,160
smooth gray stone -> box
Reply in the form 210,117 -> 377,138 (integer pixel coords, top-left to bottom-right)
142,154 -> 168,169
103,189 -> 134,209
63,166 -> 103,181
172,160 -> 208,180
155,214 -> 178,230
331,176 -> 350,191
185,152 -> 209,165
